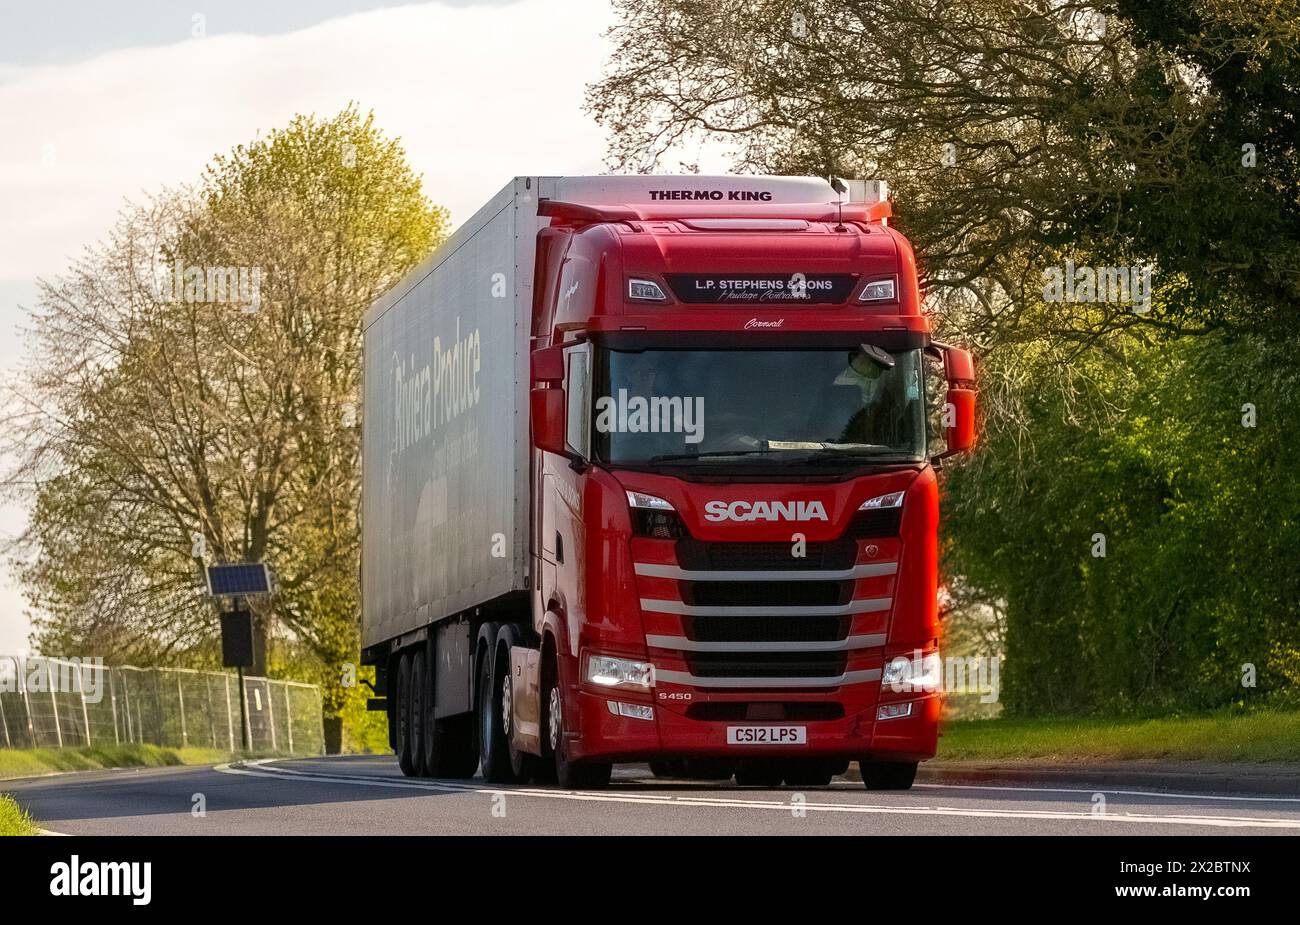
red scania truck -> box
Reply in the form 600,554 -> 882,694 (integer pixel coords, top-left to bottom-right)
361,176 -> 975,789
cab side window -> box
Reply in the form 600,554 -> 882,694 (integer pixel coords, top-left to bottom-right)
565,344 -> 591,458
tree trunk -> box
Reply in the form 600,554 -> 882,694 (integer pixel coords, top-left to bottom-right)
323,715 -> 344,755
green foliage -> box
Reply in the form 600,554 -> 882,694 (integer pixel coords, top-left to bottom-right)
0,796 -> 38,836
0,743 -> 282,780
944,332 -> 1300,714
939,706 -> 1300,762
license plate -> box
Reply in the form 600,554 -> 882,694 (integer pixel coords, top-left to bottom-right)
726,725 -> 807,746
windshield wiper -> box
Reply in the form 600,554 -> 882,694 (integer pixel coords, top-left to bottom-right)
645,448 -> 785,463
803,448 -> 919,464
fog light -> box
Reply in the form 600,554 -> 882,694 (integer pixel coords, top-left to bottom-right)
606,700 -> 654,721
877,702 -> 913,721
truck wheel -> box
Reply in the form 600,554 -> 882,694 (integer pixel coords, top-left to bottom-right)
409,650 -> 430,776
545,676 -> 611,789
395,652 -> 417,777
734,760 -> 784,787
496,626 -> 540,783
648,760 -> 677,778
477,636 -> 517,784
782,760 -> 834,787
860,760 -> 918,790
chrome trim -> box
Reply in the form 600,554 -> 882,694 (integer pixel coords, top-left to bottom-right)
634,562 -> 898,581
639,598 -> 891,617
654,668 -> 882,689
645,633 -> 886,652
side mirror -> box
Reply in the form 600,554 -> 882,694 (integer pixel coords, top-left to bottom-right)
942,345 -> 974,384
531,388 -> 567,457
943,387 -> 977,455
531,344 -> 565,385
931,344 -> 976,458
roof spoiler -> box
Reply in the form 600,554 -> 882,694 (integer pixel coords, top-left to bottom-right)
537,198 -> 892,226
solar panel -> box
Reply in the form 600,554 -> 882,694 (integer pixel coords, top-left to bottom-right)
206,563 -> 272,596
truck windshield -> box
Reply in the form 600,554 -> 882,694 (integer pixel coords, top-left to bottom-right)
591,346 -> 927,467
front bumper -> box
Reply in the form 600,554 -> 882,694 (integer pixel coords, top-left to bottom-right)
568,686 -> 941,764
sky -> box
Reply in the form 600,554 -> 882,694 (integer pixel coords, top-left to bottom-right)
0,0 -> 731,655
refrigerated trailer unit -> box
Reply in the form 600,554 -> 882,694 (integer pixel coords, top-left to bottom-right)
361,175 -> 977,788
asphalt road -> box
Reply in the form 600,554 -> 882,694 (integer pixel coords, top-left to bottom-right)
6,756 -> 1300,836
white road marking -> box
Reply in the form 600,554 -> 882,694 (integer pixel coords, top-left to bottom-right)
912,781 -> 1300,805
214,761 -> 1300,830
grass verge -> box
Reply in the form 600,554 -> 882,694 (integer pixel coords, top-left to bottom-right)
939,708 -> 1300,763
0,795 -> 38,836
0,743 -> 283,780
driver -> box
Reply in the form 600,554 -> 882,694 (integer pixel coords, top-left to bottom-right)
831,346 -> 901,445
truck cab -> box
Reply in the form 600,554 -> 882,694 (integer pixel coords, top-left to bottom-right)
514,181 -> 976,788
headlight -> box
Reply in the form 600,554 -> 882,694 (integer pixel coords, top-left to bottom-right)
626,490 -> 675,511
882,651 -> 942,692
859,490 -> 905,510
859,276 -> 897,302
628,278 -> 667,301
585,654 -> 655,691
627,491 -> 684,538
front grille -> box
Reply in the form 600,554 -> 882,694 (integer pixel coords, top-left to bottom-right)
686,701 -> 845,722
684,580 -> 845,607
685,615 -> 848,643
676,537 -> 857,571
665,534 -> 870,681
685,651 -> 847,678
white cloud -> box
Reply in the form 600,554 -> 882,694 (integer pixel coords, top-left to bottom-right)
0,0 -> 618,283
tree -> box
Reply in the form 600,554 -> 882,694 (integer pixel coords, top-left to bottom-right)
4,106 -> 448,751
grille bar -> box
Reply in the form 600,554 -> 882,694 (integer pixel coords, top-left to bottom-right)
635,562 -> 897,581
646,633 -> 886,652
641,597 -> 891,617
655,668 -> 882,689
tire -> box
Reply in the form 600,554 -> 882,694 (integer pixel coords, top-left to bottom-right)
543,666 -> 611,789
395,652 -> 417,777
782,760 -> 834,787
734,760 -> 784,787
409,650 -> 429,776
496,626 -> 541,783
648,760 -> 676,778
478,630 -> 517,784
860,760 -> 918,791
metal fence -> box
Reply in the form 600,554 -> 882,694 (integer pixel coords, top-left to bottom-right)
0,657 -> 324,755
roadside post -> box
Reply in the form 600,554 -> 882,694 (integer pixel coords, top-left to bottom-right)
206,563 -> 274,751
